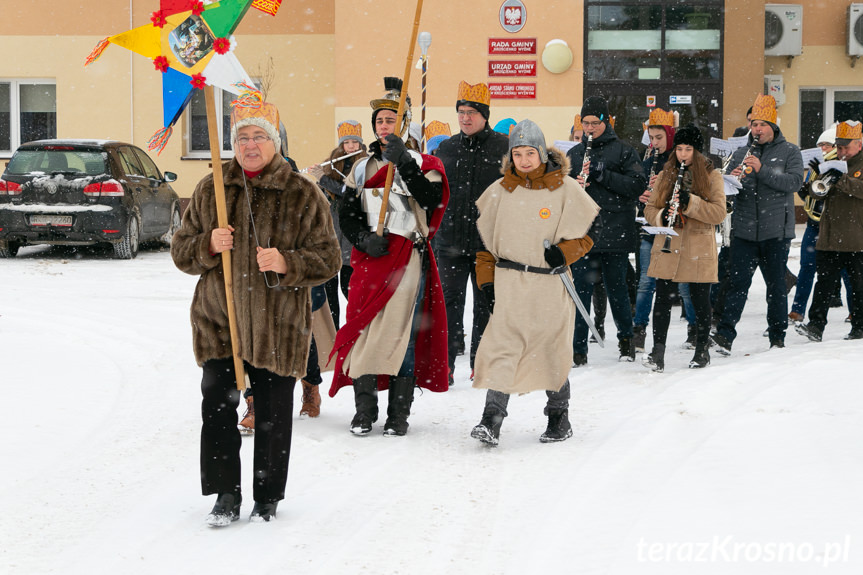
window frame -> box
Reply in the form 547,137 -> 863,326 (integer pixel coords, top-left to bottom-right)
183,80 -> 261,160
798,86 -> 863,149
0,78 -> 57,157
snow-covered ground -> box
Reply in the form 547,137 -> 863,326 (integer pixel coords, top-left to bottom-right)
1,233 -> 861,575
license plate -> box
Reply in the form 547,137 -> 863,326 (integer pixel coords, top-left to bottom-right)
30,214 -> 73,226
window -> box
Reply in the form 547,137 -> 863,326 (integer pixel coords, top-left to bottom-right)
185,88 -> 234,158
799,88 -> 863,149
0,80 -> 57,155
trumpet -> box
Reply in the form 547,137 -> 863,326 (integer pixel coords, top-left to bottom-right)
810,155 -> 845,198
578,135 -> 593,182
661,161 -> 687,253
735,135 -> 760,182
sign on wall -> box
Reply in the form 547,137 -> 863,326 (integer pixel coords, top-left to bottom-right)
488,60 -> 537,77
489,82 -> 537,99
488,38 -> 537,55
499,0 -> 527,33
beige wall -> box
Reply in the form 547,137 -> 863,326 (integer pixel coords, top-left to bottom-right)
723,0 -> 766,136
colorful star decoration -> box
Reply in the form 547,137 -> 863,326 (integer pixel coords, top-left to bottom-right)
84,0 -> 282,154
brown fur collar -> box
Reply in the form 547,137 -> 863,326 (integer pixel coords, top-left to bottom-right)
222,153 -> 298,191
500,147 -> 571,192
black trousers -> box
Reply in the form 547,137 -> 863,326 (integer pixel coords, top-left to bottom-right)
653,280 -> 712,349
323,275 -> 340,329
809,250 -> 863,332
201,358 -> 296,504
437,252 -> 490,373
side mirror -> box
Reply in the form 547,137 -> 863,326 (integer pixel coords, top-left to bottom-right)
163,171 -> 178,183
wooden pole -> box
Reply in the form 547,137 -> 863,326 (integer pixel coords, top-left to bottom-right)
205,85 -> 247,392
376,0 -> 425,236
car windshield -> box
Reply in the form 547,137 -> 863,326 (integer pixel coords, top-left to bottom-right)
5,149 -> 106,176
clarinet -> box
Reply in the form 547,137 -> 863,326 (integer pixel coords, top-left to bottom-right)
578,135 -> 594,182
735,135 -> 760,182
661,161 -> 687,253
646,147 -> 660,193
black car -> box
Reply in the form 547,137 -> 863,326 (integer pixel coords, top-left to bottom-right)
0,139 -> 180,259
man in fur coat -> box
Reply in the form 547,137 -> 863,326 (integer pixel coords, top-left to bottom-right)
172,90 -> 341,526
329,77 -> 450,437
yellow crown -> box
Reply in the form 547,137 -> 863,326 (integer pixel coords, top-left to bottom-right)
836,120 -> 862,141
457,81 -> 490,106
337,120 -> 362,141
425,120 -> 451,140
648,108 -> 675,128
750,94 -> 777,124
573,114 -> 582,131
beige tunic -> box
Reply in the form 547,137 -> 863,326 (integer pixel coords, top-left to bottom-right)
342,154 -> 441,377
473,175 -> 599,394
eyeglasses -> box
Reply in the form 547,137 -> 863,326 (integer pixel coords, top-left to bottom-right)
581,120 -> 603,127
457,110 -> 480,118
236,135 -> 272,147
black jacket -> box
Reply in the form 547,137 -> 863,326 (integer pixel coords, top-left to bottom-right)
433,125 -> 510,257
567,126 -> 646,253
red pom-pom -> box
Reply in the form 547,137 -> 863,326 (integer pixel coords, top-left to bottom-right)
191,73 -> 207,90
153,56 -> 170,73
213,37 -> 230,55
150,10 -> 167,28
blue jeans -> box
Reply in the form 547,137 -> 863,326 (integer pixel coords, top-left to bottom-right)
571,252 -> 634,355
716,236 -> 791,344
791,219 -> 818,316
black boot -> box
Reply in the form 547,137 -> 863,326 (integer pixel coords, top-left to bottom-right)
642,343 -> 665,372
205,492 -> 241,527
683,324 -> 697,350
618,337 -> 636,362
470,408 -> 504,446
383,376 -> 415,436
350,374 -> 379,435
249,500 -> 278,522
689,347 -> 710,368
539,409 -> 573,443
632,325 -> 646,353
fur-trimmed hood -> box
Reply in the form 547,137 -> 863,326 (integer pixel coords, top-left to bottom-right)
500,147 -> 571,191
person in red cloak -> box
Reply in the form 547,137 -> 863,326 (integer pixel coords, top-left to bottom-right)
329,77 -> 450,436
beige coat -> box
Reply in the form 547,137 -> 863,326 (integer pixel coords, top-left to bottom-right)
645,169 -> 726,283
473,151 -> 599,394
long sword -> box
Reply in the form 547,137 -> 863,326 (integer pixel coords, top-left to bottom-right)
544,240 -> 604,347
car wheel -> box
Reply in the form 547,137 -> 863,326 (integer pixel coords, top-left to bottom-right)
113,213 -> 140,259
160,204 -> 181,247
0,239 -> 21,258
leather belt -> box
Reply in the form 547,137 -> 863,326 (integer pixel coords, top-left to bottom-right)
496,259 -> 566,275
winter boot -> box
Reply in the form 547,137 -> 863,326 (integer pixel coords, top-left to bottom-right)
238,396 -> 255,435
589,324 -> 606,343
383,376 -> 415,436
349,374 -> 379,435
249,500 -> 278,523
618,338 -> 636,362
470,409 -> 504,446
642,343 -> 666,372
709,333 -> 732,356
539,409 -> 573,443
795,322 -> 823,343
632,325 -> 647,353
572,353 -> 588,367
683,324 -> 697,350
689,347 -> 710,369
206,492 -> 242,527
846,327 -> 863,340
299,380 -> 321,418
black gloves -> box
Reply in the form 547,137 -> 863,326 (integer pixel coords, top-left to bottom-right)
588,158 -> 606,183
481,283 -> 495,314
382,134 -> 411,167
357,230 -> 390,258
808,158 -> 822,173
677,188 -> 690,211
822,168 -> 842,181
544,244 -> 566,268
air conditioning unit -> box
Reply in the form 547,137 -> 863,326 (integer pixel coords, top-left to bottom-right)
765,4 -> 803,56
848,4 -> 863,57
764,74 -> 786,106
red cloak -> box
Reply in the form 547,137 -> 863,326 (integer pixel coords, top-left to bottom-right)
328,155 -> 450,396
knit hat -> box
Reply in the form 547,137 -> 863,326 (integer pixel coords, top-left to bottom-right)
581,96 -> 610,123
456,81 -> 491,121
427,134 -> 448,154
816,127 -> 836,146
337,120 -> 363,145
835,120 -> 863,146
508,119 -> 548,163
370,76 -> 412,138
230,86 -> 281,153
750,94 -> 778,125
674,124 -> 704,153
493,117 -> 517,136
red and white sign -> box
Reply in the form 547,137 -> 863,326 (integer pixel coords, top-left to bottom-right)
499,0 -> 527,33
488,38 -> 537,55
488,60 -> 537,77
489,82 -> 537,100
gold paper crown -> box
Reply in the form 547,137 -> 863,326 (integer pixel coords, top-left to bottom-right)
750,94 -> 778,124
573,114 -> 582,131
457,81 -> 490,107
337,120 -> 362,141
836,120 -> 863,141
425,120 -> 451,140
230,86 -> 281,150
648,108 -> 675,128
